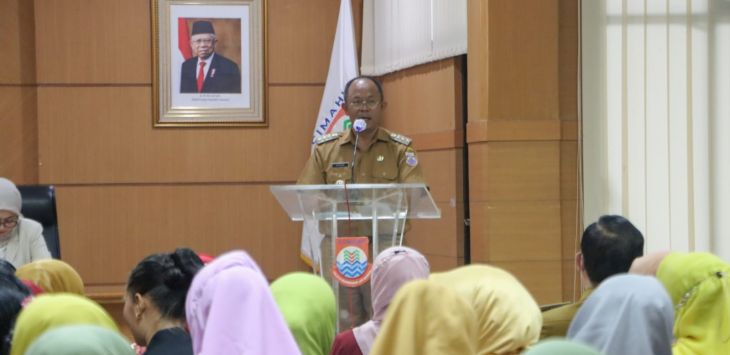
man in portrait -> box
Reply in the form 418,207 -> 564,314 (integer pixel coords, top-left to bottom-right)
180,21 -> 242,94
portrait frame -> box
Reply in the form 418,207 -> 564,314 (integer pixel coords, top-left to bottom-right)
152,0 -> 267,127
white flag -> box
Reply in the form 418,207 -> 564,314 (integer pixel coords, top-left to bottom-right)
300,0 -> 359,269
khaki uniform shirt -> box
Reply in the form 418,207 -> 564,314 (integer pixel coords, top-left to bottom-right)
297,127 -> 425,236
297,127 -> 425,185
540,288 -> 594,339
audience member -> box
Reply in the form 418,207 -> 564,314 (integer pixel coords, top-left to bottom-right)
641,252 -> 730,355
0,288 -> 27,355
331,246 -> 429,355
271,272 -> 336,355
24,325 -> 135,355
10,293 -> 118,355
542,215 -> 644,338
567,274 -> 673,355
15,259 -> 84,295
0,272 -> 31,295
0,178 -> 51,268
185,250 -> 301,355
523,338 -> 600,355
430,264 -> 541,355
0,260 -> 15,274
370,280 -> 477,355
123,248 -> 203,355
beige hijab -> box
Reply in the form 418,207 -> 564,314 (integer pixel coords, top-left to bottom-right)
430,264 -> 542,355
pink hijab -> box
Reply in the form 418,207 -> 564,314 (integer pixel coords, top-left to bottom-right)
352,246 -> 430,354
185,250 -> 301,355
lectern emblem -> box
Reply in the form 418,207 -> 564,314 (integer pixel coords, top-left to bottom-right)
332,237 -> 372,287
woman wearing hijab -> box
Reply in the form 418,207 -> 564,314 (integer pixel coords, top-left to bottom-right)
0,178 -> 50,268
15,259 -> 84,295
430,264 -> 542,355
330,246 -> 430,355
10,293 -> 118,355
637,252 -> 730,355
123,248 -> 203,355
185,250 -> 301,355
523,338 -> 600,355
567,274 -> 674,355
370,279 -> 478,355
24,325 -> 135,355
271,272 -> 336,355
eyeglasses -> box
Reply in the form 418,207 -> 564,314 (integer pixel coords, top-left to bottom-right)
348,99 -> 380,109
191,38 -> 215,45
0,216 -> 18,228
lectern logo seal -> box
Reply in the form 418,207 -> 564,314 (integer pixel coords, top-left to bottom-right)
332,237 -> 372,287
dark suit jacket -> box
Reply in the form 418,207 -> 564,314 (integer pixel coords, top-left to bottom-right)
180,53 -> 241,93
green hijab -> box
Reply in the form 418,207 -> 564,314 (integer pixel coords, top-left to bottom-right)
657,252 -> 730,355
24,325 -> 134,355
270,272 -> 336,355
10,293 -> 118,355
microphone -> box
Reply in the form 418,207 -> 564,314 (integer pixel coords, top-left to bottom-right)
351,118 -> 367,183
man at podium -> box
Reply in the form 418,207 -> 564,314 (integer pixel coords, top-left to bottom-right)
297,76 -> 426,327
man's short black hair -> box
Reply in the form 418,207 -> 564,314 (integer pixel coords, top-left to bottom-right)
343,76 -> 384,101
581,215 -> 644,285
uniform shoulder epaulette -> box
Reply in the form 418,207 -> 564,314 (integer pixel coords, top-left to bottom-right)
389,132 -> 412,146
315,132 -> 342,145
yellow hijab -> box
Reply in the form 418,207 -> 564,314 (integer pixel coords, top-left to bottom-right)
657,252 -> 730,355
370,280 -> 478,355
430,264 -> 542,355
10,293 -> 118,355
15,259 -> 84,295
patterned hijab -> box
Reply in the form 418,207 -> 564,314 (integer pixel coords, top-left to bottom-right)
656,252 -> 730,355
370,280 -> 478,355
271,272 -> 336,355
430,264 -> 541,354
24,325 -> 134,355
10,293 -> 118,355
568,274 -> 674,355
185,250 -> 301,355
352,246 -> 429,354
16,259 -> 85,295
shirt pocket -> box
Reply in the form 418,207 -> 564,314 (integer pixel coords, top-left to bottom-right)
325,166 -> 352,183
371,162 -> 398,181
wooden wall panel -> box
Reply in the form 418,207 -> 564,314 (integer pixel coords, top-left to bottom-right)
0,0 -> 36,84
417,149 -> 462,202
469,142 -> 560,201
408,201 -> 463,258
34,0 -> 150,84
467,0 -> 578,305
56,184 -> 306,286
382,58 -> 461,134
268,0 -> 338,84
470,201 -> 561,262
486,0 -> 559,121
467,0 -> 559,122
36,86 -> 320,183
0,88 -> 38,183
492,260 -> 562,303
559,0 -> 579,121
424,254 -> 464,273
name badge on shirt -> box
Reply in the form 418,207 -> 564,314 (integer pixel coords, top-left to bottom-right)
331,162 -> 350,168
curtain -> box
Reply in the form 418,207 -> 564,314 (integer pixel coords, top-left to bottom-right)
361,0 -> 467,76
582,0 -> 730,259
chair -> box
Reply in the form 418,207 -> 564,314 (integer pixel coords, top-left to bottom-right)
16,185 -> 61,258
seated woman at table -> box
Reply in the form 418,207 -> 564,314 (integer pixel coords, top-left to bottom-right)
0,178 -> 50,268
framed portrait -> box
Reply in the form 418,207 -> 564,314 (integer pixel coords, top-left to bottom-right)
152,0 -> 267,127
